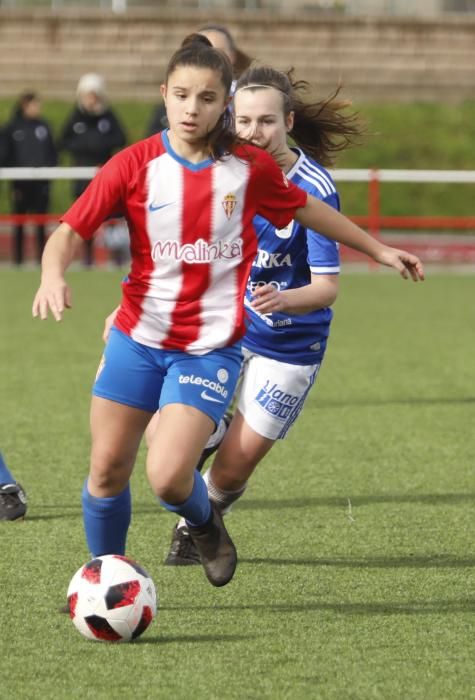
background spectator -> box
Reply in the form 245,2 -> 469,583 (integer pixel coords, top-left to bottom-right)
0,123 -> 7,166
58,73 -> 127,265
3,92 -> 57,265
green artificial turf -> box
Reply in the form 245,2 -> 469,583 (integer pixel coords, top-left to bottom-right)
0,269 -> 474,699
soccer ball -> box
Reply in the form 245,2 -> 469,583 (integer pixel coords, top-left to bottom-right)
67,554 -> 157,642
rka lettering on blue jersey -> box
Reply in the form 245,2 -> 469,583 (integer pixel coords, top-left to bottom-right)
243,148 -> 340,366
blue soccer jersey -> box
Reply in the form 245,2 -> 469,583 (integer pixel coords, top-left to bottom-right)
242,148 -> 340,365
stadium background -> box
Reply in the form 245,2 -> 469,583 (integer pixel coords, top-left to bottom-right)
0,4 -> 474,102
1,6 -> 474,698
0,0 -> 474,264
0,0 -> 475,263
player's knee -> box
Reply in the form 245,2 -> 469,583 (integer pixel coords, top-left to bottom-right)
88,470 -> 127,493
146,459 -> 191,503
89,449 -> 131,491
149,475 -> 190,504
155,483 -> 187,504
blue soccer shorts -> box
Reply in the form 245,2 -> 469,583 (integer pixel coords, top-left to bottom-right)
93,327 -> 242,425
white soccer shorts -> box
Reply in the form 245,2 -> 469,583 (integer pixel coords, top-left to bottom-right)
236,348 -> 321,440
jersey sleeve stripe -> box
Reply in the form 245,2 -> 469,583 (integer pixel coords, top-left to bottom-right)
299,164 -> 335,197
310,265 -> 340,274
299,160 -> 336,193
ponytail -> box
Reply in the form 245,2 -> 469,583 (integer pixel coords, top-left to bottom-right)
236,65 -> 364,166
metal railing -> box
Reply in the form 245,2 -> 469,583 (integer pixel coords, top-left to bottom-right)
1,165 -> 475,235
1,166 -> 474,265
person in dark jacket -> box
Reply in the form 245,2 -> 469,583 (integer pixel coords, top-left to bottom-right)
3,92 -> 57,265
59,73 -> 127,265
0,124 -> 8,166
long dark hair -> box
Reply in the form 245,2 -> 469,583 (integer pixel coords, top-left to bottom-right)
197,23 -> 253,79
165,33 -> 239,160
235,65 -> 364,167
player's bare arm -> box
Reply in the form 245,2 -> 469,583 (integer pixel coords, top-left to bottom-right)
250,274 -> 339,315
295,195 -> 425,281
32,223 -> 83,321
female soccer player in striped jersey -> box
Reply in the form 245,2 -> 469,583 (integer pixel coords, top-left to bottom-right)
32,36 -> 423,588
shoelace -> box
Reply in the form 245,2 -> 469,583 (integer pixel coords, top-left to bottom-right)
172,529 -> 198,558
174,529 -> 190,549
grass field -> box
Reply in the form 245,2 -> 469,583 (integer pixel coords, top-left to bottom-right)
1,269 -> 474,699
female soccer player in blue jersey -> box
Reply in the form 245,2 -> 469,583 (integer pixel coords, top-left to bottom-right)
164,65 -> 419,563
199,68 -> 361,518
32,36 -> 423,589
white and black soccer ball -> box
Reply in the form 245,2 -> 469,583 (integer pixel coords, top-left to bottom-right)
67,554 -> 157,642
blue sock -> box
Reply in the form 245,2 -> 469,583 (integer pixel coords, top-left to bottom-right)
160,470 -> 211,527
0,453 -> 15,484
81,481 -> 131,557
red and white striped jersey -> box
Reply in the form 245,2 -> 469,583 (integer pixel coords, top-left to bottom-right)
63,130 -> 307,354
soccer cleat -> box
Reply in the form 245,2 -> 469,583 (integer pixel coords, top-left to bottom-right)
163,525 -> 201,566
0,482 -> 27,521
163,411 -> 233,567
187,502 -> 237,587
195,411 -> 232,473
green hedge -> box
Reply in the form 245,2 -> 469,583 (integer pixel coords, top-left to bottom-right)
1,99 -> 474,220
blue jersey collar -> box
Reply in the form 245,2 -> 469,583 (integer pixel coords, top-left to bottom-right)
161,129 -> 214,171
285,147 -> 306,180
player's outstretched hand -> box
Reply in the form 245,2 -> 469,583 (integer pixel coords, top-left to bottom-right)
32,277 -> 72,321
376,246 -> 425,281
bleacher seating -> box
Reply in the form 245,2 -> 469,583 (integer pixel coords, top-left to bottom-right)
0,8 -> 473,102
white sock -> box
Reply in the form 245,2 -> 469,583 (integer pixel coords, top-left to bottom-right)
203,469 -> 247,515
176,465 -> 246,530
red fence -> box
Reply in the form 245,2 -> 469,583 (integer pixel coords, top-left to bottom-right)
1,167 -> 475,265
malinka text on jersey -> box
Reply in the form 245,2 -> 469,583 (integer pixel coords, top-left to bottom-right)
151,237 -> 243,263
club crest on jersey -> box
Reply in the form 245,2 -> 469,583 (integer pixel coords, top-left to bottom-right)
222,193 -> 237,220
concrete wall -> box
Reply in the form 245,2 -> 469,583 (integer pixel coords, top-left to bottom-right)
0,8 -> 474,102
